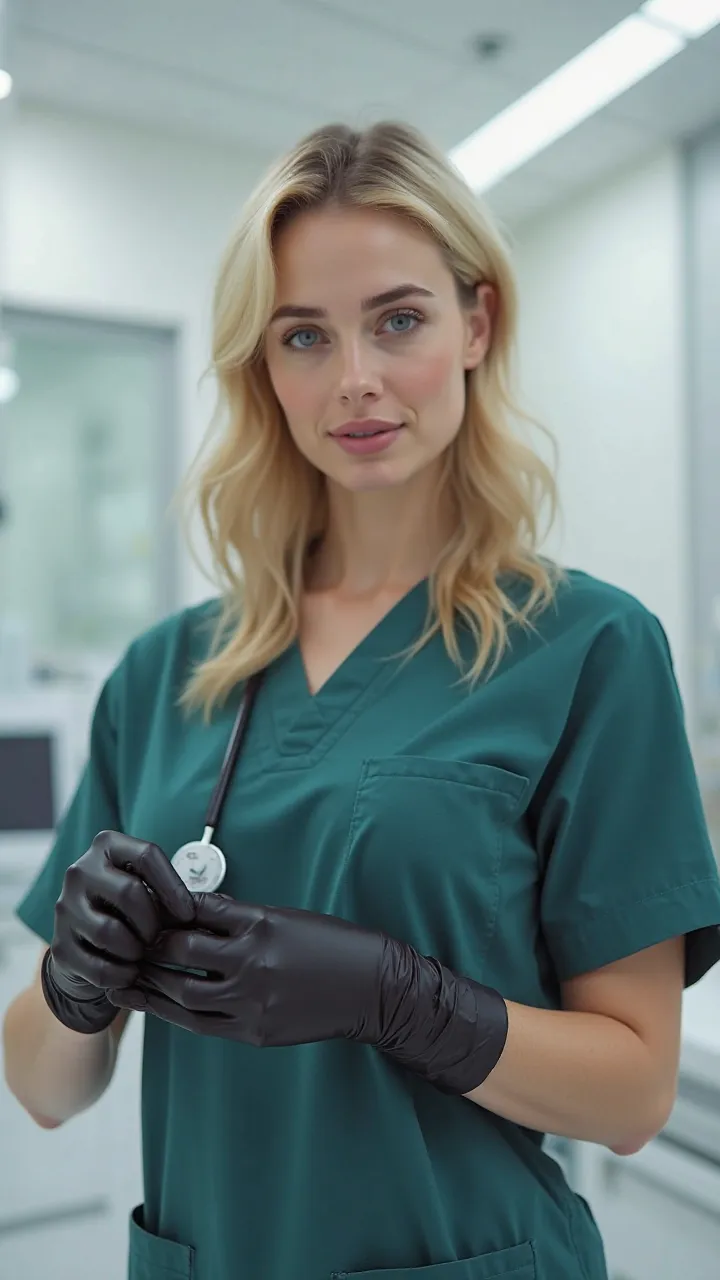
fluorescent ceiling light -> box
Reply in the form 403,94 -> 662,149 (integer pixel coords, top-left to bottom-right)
450,14 -> 683,192
0,69 -> 11,99
641,0 -> 720,38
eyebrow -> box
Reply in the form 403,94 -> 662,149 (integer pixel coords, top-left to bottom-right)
269,283 -> 435,323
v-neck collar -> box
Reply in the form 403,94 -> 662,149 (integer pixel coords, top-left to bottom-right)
266,577 -> 431,758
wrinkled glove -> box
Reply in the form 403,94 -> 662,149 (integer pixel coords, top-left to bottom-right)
108,894 -> 508,1094
43,830 -> 196,1034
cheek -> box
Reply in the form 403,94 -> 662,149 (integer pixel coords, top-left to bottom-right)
267,362 -> 317,423
401,348 -> 460,406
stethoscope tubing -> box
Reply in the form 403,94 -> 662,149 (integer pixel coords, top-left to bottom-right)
203,669 -> 265,835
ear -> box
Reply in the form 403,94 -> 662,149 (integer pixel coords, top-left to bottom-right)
463,283 -> 496,371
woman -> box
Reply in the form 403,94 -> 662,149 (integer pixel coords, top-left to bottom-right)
4,121 -> 720,1280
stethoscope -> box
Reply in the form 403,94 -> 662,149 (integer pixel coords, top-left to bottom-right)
170,670 -> 265,893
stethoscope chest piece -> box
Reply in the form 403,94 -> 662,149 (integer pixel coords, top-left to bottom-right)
171,839 -> 227,894
170,671 -> 265,897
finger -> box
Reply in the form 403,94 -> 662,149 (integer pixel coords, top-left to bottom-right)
83,864 -> 164,947
192,893 -> 260,934
107,988 -> 147,1012
137,962 -> 214,1009
53,931 -> 139,991
109,986 -> 222,1036
57,895 -> 143,964
96,831 -> 196,924
146,928 -> 226,973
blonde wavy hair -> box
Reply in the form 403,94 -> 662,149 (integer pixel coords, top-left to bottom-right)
180,120 -> 563,718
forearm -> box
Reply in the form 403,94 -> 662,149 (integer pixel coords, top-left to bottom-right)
2,980 -> 120,1127
465,1001 -> 674,1148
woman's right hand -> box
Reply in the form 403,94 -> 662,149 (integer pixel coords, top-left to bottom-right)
48,830 -> 197,1004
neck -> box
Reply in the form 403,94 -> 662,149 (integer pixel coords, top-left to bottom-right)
306,465 -> 452,597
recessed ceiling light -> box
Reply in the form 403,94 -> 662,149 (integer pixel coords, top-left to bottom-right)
471,33 -> 510,62
450,15 -> 682,192
641,0 -> 720,38
0,70 -> 12,100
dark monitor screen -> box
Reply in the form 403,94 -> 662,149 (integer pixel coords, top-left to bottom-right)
0,735 -> 56,832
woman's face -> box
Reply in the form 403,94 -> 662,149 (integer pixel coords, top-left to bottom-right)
264,205 -> 493,494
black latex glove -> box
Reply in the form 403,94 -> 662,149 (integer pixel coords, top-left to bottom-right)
43,830 -> 196,1034
109,894 -> 508,1094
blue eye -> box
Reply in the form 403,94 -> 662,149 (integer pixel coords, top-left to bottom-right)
384,309 -> 423,334
285,328 -> 321,349
281,308 -> 424,350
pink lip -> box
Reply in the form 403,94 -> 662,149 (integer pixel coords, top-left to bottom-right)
329,420 -> 405,457
330,419 -> 403,437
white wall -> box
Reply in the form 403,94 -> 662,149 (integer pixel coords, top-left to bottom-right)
511,148 -> 692,710
2,104 -> 270,604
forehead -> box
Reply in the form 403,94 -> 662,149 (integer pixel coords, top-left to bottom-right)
271,205 -> 451,304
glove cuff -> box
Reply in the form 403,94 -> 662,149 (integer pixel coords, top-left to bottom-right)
426,969 -> 509,1095
375,941 -> 509,1095
41,950 -> 118,1035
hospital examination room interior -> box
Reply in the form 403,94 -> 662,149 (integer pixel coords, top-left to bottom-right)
1,2 -> 720,1279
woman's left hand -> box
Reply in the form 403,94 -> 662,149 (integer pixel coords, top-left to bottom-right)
108,893 -> 389,1047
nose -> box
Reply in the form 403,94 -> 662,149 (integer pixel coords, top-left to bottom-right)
336,337 -> 383,405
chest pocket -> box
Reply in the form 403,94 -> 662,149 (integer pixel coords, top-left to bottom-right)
341,757 -> 528,973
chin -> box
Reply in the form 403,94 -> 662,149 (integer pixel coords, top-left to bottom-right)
332,460 -> 417,493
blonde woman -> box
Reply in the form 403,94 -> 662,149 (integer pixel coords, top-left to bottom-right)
5,121 -> 720,1280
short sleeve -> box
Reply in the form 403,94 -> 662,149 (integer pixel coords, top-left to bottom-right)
536,606 -> 720,987
15,669 -> 123,945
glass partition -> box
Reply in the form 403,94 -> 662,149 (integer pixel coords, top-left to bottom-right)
0,309 -> 179,678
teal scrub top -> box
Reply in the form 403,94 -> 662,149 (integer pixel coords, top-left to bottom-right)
17,568 -> 720,1280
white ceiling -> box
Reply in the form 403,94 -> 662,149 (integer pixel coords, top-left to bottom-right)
9,0 -> 720,225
